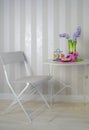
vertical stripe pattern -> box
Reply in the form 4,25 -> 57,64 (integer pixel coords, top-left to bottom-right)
0,0 -> 89,96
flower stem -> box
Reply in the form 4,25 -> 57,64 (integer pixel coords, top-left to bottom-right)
72,41 -> 76,53
68,40 -> 77,53
68,40 -> 73,53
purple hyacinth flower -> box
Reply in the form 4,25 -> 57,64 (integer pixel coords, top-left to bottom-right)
72,33 -> 77,42
76,26 -> 81,36
59,26 -> 81,43
59,33 -> 70,40
59,33 -> 66,37
77,26 -> 81,32
66,34 -> 70,39
75,31 -> 80,37
72,26 -> 81,40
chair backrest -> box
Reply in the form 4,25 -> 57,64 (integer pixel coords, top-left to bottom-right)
0,51 -> 31,82
0,51 -> 26,65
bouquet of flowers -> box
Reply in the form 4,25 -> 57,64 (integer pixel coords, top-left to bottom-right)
59,26 -> 81,62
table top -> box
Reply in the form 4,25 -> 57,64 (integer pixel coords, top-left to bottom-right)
45,59 -> 89,66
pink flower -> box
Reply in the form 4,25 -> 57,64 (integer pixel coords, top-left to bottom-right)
66,52 -> 78,62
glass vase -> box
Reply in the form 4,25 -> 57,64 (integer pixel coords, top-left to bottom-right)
68,40 -> 76,53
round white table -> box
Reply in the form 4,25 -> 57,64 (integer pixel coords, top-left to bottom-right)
45,59 -> 89,103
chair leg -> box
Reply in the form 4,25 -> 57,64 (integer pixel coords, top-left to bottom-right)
4,82 -> 50,123
4,97 -> 32,123
36,88 -> 50,109
4,83 -> 30,114
17,99 -> 32,123
4,99 -> 17,114
4,88 -> 36,114
7,84 -> 32,123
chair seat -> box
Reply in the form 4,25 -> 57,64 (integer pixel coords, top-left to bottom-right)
13,75 -> 52,84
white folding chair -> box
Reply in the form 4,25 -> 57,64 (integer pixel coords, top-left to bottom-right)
0,51 -> 52,123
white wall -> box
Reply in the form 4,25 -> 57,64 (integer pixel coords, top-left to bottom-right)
0,0 -> 89,101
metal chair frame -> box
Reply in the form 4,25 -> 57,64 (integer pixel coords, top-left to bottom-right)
0,51 -> 51,123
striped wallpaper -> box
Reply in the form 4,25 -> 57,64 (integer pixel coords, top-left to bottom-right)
0,0 -> 89,98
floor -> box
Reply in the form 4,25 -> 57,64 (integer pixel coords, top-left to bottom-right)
0,100 -> 89,130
